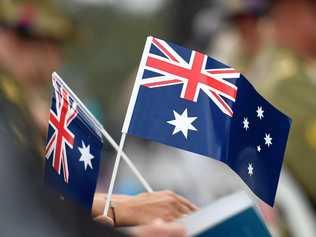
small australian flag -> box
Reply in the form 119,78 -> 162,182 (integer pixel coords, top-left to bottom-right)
44,75 -> 103,209
122,36 -> 291,206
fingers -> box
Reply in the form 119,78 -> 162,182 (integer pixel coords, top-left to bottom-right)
161,190 -> 198,214
131,219 -> 187,237
172,193 -> 199,212
139,190 -> 198,212
175,204 -> 191,218
164,207 -> 185,222
154,190 -> 198,222
151,220 -> 187,237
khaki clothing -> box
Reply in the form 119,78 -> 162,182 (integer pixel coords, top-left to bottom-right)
249,47 -> 316,205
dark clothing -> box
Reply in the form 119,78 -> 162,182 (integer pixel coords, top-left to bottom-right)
0,78 -> 128,237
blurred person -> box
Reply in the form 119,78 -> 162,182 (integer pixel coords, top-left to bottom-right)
249,4 -> 316,235
0,0 -> 72,138
212,0 -> 316,235
210,0 -> 269,73
0,0 -> 73,175
211,0 -> 316,233
0,114 -> 188,237
247,0 -> 316,209
0,0 -> 197,234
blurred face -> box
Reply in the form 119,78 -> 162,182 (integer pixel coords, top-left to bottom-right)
235,14 -> 259,36
16,37 -> 63,85
234,14 -> 261,57
272,0 -> 316,58
0,29 -> 63,86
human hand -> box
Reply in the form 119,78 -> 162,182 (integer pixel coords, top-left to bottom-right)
130,219 -> 187,237
93,193 -> 132,224
93,191 -> 198,226
94,215 -> 114,226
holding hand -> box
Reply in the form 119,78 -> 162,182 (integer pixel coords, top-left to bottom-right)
93,191 -> 198,226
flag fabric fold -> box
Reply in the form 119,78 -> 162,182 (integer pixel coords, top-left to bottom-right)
122,36 -> 291,206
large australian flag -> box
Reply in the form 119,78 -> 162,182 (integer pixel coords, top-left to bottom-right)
122,36 -> 291,206
44,75 -> 103,209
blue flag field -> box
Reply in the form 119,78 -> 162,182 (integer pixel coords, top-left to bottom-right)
122,36 -> 291,206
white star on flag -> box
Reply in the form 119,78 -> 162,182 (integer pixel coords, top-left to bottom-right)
78,141 -> 94,170
243,117 -> 249,130
167,109 -> 197,139
248,163 -> 254,176
256,106 -> 264,120
257,145 -> 261,152
264,133 -> 272,147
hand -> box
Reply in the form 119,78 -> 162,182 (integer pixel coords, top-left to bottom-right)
93,191 -> 198,226
115,191 -> 198,226
130,219 -> 187,237
94,215 -> 114,226
93,193 -> 132,224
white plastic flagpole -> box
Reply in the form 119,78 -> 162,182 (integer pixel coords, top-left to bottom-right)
52,72 -> 153,193
103,133 -> 127,216
103,37 -> 154,216
100,127 -> 153,192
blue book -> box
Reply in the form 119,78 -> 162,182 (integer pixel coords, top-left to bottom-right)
177,192 -> 271,237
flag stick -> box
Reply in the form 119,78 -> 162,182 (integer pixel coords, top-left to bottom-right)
103,37 -> 154,216
100,127 -> 153,192
103,133 -> 127,216
52,72 -> 153,193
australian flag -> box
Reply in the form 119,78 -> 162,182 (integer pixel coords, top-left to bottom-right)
44,74 -> 103,209
122,36 -> 291,206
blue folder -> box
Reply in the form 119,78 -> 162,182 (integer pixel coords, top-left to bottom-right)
177,192 -> 271,237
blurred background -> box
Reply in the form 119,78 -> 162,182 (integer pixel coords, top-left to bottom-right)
1,0 -> 316,236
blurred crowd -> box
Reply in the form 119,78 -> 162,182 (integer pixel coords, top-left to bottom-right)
1,0 -> 316,236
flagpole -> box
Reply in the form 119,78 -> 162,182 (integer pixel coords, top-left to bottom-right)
103,132 -> 127,216
52,72 -> 153,193
103,37 -> 154,216
100,128 -> 153,192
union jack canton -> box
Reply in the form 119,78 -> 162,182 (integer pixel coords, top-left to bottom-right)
45,82 -> 78,183
141,37 -> 240,117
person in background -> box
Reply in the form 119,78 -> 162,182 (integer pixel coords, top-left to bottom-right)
210,0 -> 269,74
246,1 -> 316,235
210,0 -> 316,236
0,114 -> 186,237
249,0 -> 316,207
0,0 -> 196,235
0,0 -> 71,138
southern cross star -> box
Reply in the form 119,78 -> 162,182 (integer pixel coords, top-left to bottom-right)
243,117 -> 249,130
264,133 -> 272,147
167,109 -> 197,139
78,141 -> 94,170
248,163 -> 254,176
257,145 -> 261,152
256,106 -> 264,120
